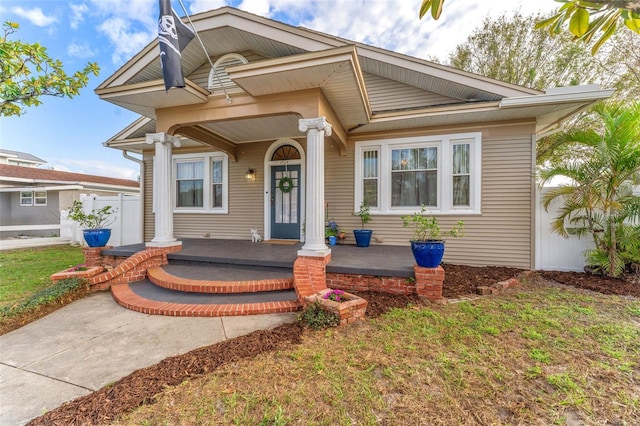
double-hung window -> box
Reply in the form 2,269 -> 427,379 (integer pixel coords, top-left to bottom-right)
173,153 -> 228,213
20,191 -> 47,206
355,132 -> 481,215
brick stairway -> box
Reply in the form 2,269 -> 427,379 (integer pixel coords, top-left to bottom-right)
110,262 -> 302,317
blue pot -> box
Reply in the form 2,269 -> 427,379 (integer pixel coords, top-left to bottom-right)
83,229 -> 111,247
410,240 -> 445,268
328,235 -> 337,246
353,229 -> 373,247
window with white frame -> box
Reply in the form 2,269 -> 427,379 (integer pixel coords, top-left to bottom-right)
173,153 -> 228,213
20,190 -> 47,206
355,132 -> 481,215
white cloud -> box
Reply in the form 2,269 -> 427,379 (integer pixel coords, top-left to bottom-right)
70,3 -> 89,29
190,0 -> 228,14
88,0 -> 157,64
98,17 -> 155,64
51,158 -> 138,180
238,0 -> 271,17
67,41 -> 97,58
11,6 -> 58,27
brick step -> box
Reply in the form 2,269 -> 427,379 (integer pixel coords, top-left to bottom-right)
148,264 -> 294,294
111,280 -> 302,317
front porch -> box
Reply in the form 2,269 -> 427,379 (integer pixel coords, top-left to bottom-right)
102,238 -> 415,278
81,238 -> 444,319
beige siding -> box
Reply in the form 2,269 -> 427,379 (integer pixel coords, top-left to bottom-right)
324,124 -> 535,269
143,124 -> 535,269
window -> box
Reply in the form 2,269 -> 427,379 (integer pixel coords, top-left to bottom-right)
355,133 -> 481,215
362,149 -> 379,208
20,191 -> 47,206
20,191 -> 33,206
173,153 -> 228,213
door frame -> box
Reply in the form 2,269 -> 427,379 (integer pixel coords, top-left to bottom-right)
264,139 -> 305,241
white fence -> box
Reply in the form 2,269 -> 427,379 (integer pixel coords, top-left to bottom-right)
61,194 -> 142,247
535,188 -> 595,272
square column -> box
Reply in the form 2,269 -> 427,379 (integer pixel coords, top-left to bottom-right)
298,117 -> 332,257
145,132 -> 182,248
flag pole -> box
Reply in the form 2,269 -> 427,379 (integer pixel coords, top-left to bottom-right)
176,0 -> 231,103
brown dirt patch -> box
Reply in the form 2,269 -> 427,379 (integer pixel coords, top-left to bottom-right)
539,270 -> 640,298
26,264 -> 639,425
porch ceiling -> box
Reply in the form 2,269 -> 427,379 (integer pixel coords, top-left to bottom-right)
104,114 -> 305,154
199,114 -> 303,143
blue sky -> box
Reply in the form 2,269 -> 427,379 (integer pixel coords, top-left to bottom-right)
0,0 -> 557,180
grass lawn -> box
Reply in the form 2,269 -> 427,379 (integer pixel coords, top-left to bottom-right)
0,245 -> 84,309
115,279 -> 640,425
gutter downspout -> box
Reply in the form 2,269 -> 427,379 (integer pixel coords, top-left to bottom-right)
122,150 -> 144,243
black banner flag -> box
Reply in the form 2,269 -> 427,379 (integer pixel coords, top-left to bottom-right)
158,0 -> 195,91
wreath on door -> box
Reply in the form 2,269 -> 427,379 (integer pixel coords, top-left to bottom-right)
278,176 -> 294,193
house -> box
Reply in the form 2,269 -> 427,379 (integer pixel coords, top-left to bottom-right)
96,6 -> 612,270
0,149 -> 46,168
0,163 -> 139,238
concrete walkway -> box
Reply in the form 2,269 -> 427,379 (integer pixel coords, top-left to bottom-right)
0,292 -> 296,425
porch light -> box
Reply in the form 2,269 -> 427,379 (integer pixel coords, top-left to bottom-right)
245,168 -> 255,182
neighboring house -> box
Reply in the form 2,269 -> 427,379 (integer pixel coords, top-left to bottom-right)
0,149 -> 46,168
96,7 -> 612,270
0,163 -> 139,238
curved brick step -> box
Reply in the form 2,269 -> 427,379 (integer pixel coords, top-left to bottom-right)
148,266 -> 294,294
111,281 -> 302,317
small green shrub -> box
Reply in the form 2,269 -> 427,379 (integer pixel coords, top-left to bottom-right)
0,278 -> 87,318
298,302 -> 339,330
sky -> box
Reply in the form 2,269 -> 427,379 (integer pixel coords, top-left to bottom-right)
0,0 -> 559,181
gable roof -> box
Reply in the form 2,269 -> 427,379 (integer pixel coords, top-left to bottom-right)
0,164 -> 139,191
0,149 -> 46,166
98,6 -> 613,152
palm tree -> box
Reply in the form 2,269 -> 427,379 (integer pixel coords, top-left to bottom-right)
540,102 -> 640,277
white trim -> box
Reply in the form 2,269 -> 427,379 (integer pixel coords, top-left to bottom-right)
354,132 -> 482,215
263,139 -> 305,241
172,152 -> 229,214
0,185 -> 83,192
500,86 -> 615,108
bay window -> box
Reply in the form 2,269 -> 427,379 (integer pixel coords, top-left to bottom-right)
173,153 -> 228,213
355,132 -> 481,215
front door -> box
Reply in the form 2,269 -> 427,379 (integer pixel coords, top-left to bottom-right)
271,165 -> 301,239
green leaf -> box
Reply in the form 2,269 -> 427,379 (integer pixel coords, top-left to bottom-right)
569,8 -> 590,36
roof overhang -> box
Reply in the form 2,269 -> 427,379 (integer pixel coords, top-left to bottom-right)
95,79 -> 209,117
227,46 -> 370,128
351,85 -> 614,135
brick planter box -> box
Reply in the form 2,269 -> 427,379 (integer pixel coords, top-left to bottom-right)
307,289 -> 368,326
50,266 -> 104,284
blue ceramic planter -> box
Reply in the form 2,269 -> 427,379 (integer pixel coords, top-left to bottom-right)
353,229 -> 373,247
410,240 -> 445,268
83,229 -> 111,247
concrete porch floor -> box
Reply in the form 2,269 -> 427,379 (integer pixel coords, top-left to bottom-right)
103,238 -> 415,278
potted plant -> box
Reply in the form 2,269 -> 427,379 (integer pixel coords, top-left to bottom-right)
67,200 -> 115,247
353,202 -> 373,247
325,220 -> 339,246
401,205 -> 464,267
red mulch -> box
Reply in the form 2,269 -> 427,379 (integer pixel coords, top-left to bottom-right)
26,264 -> 638,425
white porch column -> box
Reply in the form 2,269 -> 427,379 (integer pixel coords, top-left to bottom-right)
298,117 -> 332,257
145,132 -> 182,248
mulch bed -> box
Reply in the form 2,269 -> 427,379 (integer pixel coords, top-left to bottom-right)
26,265 -> 639,425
